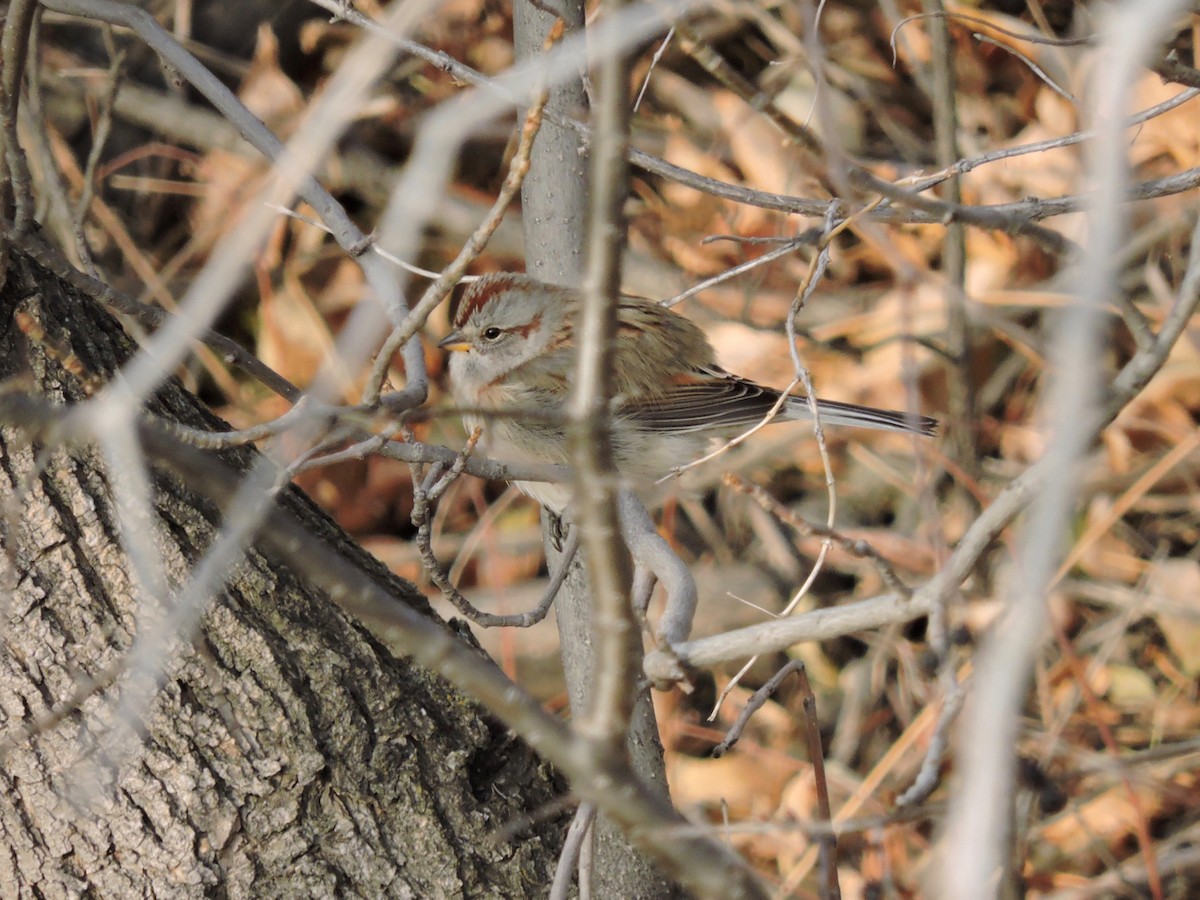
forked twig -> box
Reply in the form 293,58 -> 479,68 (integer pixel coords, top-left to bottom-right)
712,659 -> 802,758
712,661 -> 840,898
550,802 -> 596,900
411,428 -> 580,628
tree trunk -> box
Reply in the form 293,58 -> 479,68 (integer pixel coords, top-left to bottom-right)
513,1 -> 679,893
0,247 -> 566,896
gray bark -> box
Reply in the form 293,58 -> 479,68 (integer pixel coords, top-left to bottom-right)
545,537 -> 678,899
512,0 -> 589,286
0,248 -> 566,897
513,3 -> 678,896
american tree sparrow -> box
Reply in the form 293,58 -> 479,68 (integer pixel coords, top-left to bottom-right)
440,273 -> 936,513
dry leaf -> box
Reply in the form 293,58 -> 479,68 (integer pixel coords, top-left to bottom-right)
1040,782 -> 1168,856
1147,559 -> 1200,676
668,752 -> 794,820
1102,664 -> 1157,707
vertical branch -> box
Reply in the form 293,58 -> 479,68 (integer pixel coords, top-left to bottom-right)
795,665 -> 840,900
918,0 -> 971,807
571,0 -> 636,747
0,0 -> 38,235
0,0 -> 38,297
920,0 -> 976,478
939,1 -> 1193,896
513,0 -> 588,286
513,3 -> 676,894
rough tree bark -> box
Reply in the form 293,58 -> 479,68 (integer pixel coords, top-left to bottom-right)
0,246 -> 567,896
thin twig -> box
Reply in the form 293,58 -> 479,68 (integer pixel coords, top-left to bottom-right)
265,201 -> 472,282
550,803 -> 596,900
16,7 -> 79,254
712,658 -> 803,758
895,669 -> 968,806
411,428 -> 580,628
796,664 -> 840,900
71,27 -> 125,276
907,87 -> 1200,194
890,10 -> 1093,55
656,802 -> 943,840
363,21 -> 560,406
658,234 -> 816,309
972,32 -> 1076,103
632,26 -> 673,113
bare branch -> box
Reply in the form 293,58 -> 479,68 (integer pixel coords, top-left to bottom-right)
571,0 -> 637,750
551,803 -> 597,900
0,0 -> 39,236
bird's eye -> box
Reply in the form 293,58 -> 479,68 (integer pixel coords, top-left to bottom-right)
482,326 -> 503,341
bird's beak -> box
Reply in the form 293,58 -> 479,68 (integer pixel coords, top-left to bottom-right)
439,331 -> 471,353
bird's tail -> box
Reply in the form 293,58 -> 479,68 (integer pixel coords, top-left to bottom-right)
788,396 -> 938,436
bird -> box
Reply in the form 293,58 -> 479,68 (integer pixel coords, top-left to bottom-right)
440,273 -> 936,513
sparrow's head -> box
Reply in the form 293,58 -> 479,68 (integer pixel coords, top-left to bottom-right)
440,273 -> 575,394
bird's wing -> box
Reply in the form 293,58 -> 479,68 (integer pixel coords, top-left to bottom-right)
608,298 -> 717,399
620,365 -> 940,436
618,367 -> 790,434
608,298 -> 939,436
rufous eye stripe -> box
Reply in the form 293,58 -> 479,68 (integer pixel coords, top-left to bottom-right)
511,312 -> 542,338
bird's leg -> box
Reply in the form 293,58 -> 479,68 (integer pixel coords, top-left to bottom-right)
545,508 -> 568,552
